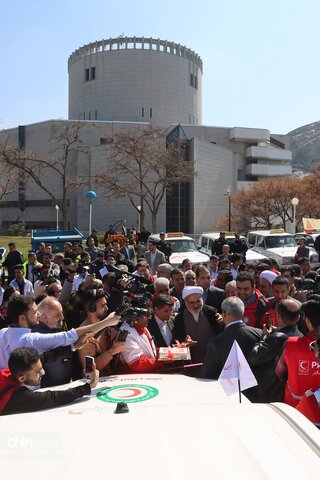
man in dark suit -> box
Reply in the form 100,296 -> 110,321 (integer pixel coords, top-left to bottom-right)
195,265 -> 225,312
148,295 -> 175,347
144,240 -> 166,275
202,296 -> 263,383
119,237 -> 136,272
120,238 -> 136,262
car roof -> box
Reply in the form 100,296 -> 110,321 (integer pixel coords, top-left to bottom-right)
2,374 -> 320,480
247,230 -> 293,237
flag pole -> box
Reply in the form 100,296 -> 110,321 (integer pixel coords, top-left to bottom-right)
238,379 -> 242,403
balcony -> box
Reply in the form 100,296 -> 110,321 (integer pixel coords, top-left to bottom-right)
246,145 -> 292,162
245,163 -> 292,177
230,127 -> 270,143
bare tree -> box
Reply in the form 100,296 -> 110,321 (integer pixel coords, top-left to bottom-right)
95,126 -> 195,232
0,154 -> 19,201
0,122 -> 88,229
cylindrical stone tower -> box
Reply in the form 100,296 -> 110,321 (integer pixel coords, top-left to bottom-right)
68,37 -> 202,126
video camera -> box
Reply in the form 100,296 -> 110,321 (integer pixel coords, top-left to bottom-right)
107,265 -> 152,295
294,275 -> 320,293
115,294 -> 150,324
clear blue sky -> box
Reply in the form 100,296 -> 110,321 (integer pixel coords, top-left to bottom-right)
1,0 -> 320,134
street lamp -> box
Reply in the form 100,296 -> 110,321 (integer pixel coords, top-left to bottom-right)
55,205 -> 59,231
85,191 -> 97,235
291,197 -> 299,233
137,206 -> 141,232
224,186 -> 231,231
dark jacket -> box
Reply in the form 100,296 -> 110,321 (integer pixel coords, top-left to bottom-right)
172,305 -> 222,343
148,315 -> 175,348
204,286 -> 225,312
1,378 -> 91,415
247,331 -> 288,403
32,322 -> 82,387
2,250 -> 24,282
202,322 -> 263,402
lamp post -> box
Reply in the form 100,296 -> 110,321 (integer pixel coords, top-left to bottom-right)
55,205 -> 59,231
85,191 -> 97,235
137,206 -> 141,233
291,197 -> 299,233
224,186 -> 231,231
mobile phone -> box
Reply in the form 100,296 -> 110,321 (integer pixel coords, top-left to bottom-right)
118,330 -> 129,342
84,356 -> 94,375
265,313 -> 272,330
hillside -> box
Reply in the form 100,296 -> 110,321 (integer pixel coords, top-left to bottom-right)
287,121 -> 320,173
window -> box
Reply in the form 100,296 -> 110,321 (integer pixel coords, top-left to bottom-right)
150,108 -> 152,118
95,110 -> 97,120
190,73 -> 194,86
201,237 -> 208,248
142,107 -> 144,118
194,75 -> 198,89
85,67 -> 96,81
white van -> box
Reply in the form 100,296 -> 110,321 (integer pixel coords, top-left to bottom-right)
198,232 -> 268,265
148,232 -> 209,267
247,229 -> 318,265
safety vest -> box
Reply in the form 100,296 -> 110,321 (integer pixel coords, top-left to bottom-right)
296,389 -> 320,427
0,369 -> 20,414
244,290 -> 267,328
284,335 -> 320,407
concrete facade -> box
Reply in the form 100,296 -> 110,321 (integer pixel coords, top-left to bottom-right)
68,37 -> 202,127
0,37 -> 293,235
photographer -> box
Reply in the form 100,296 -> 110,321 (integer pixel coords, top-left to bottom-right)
0,347 -> 99,415
78,289 -> 125,375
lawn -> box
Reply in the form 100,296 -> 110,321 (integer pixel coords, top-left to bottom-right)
0,236 -> 33,260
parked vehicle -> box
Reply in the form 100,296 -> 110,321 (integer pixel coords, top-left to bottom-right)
31,228 -> 84,254
198,232 -> 268,265
247,229 -> 318,265
148,232 -> 209,267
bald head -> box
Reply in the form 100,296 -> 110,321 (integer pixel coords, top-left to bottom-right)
277,299 -> 301,327
38,297 -> 64,330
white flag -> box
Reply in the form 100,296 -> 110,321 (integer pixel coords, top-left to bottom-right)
218,340 -> 258,396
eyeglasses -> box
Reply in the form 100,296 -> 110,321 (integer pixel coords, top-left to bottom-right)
186,299 -> 202,306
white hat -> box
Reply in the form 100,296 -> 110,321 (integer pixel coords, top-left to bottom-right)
259,270 -> 278,285
182,286 -> 204,300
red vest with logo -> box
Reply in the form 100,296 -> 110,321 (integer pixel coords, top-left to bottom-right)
296,389 -> 320,427
0,369 -> 20,414
284,335 -> 320,407
244,290 -> 267,328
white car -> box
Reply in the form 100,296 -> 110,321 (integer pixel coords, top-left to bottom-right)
198,232 -> 268,265
148,233 -> 209,267
247,229 -> 318,265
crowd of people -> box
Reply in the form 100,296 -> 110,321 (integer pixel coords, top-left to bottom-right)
0,229 -> 319,428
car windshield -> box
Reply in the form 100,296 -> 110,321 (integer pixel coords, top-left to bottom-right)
169,239 -> 198,253
265,235 -> 296,248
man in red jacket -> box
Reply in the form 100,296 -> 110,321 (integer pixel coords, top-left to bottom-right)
236,272 -> 268,328
0,347 -> 99,415
276,300 -> 320,407
296,337 -> 320,427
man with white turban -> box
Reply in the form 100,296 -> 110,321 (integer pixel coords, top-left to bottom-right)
172,286 -> 223,366
259,270 -> 278,298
